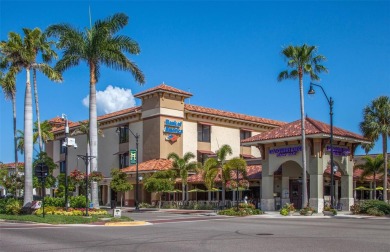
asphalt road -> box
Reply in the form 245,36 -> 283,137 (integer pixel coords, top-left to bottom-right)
1,212 -> 390,252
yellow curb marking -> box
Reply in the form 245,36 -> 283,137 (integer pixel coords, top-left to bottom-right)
104,221 -> 149,226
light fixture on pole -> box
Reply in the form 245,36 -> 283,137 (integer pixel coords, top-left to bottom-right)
61,114 -> 78,211
77,153 -> 96,216
117,126 -> 140,211
236,167 -> 239,211
308,83 -> 335,207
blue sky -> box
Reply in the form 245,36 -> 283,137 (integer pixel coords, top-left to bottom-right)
1,1 -> 389,163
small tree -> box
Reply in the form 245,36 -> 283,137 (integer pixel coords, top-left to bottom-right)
33,152 -> 57,191
110,169 -> 133,207
144,170 -> 176,208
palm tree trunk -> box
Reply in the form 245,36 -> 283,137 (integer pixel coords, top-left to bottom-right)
24,67 -> 33,206
383,133 -> 388,201
89,64 -> 99,208
222,179 -> 226,205
299,73 -> 308,208
373,173 -> 377,200
182,182 -> 185,201
33,68 -> 43,152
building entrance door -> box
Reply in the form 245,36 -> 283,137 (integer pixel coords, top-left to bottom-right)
290,180 -> 302,208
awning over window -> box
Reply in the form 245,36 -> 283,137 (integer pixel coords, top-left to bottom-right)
113,151 -> 128,155
240,154 -> 255,159
197,150 -> 215,155
240,128 -> 254,132
198,122 -> 214,126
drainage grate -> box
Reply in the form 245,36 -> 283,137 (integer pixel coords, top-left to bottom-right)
256,233 -> 273,236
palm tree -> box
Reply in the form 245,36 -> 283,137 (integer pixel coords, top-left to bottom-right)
202,145 -> 233,204
278,44 -> 328,208
224,157 -> 247,205
33,121 -> 54,149
0,65 -> 20,174
360,96 -> 390,201
355,155 -> 384,199
47,13 -> 145,207
167,152 -> 200,201
71,120 -> 104,173
26,28 -> 61,152
1,29 -> 61,206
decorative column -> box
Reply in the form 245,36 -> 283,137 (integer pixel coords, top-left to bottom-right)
261,175 -> 275,211
281,176 -> 290,207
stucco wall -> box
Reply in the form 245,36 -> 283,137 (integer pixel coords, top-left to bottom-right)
183,121 -> 198,158
210,126 -> 240,158
98,128 -> 120,177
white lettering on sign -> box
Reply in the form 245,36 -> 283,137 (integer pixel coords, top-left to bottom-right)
269,146 -> 302,157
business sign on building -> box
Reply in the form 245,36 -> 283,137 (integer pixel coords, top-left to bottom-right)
326,146 -> 350,156
164,119 -> 183,143
269,146 -> 302,157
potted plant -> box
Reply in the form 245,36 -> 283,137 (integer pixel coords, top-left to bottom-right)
300,204 -> 316,216
323,204 -> 337,216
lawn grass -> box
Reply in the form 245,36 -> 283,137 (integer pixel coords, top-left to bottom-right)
0,214 -> 133,224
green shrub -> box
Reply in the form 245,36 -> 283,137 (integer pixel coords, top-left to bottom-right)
350,203 -> 361,215
0,198 -> 22,214
367,208 -> 385,216
44,197 -> 65,207
5,200 -> 21,215
69,196 -> 87,208
139,202 -> 153,208
360,200 -> 390,215
280,208 -> 289,216
34,206 -> 59,215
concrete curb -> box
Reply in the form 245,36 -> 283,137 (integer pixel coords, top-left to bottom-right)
104,221 -> 151,226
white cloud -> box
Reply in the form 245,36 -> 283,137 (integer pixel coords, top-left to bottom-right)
82,85 -> 136,115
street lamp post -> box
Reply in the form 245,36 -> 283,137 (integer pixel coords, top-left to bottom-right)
308,83 -> 335,208
236,167 -> 239,211
62,114 -> 69,211
117,126 -> 140,211
77,153 -> 96,216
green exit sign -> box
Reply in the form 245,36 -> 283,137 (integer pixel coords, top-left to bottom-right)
130,149 -> 137,164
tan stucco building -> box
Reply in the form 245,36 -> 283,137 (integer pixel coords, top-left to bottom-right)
46,83 -> 369,211
46,84 -> 284,207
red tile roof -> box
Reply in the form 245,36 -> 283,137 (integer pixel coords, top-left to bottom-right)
1,162 -> 24,169
51,106 -> 141,133
185,104 -> 286,127
242,117 -> 367,143
134,83 -> 192,98
121,158 -> 173,173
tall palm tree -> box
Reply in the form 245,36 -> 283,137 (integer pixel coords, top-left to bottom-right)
360,96 -> 390,201
47,13 -> 145,207
278,44 -> 328,208
355,155 -> 384,199
26,28 -> 61,152
203,158 -> 219,190
167,152 -> 200,201
0,65 -> 20,174
0,29 -> 61,206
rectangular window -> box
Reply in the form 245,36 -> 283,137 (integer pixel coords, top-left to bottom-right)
240,130 -> 251,145
119,153 -> 129,169
60,161 -> 66,173
197,153 -> 209,164
60,139 -> 66,154
119,127 -> 129,144
197,124 -> 211,142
